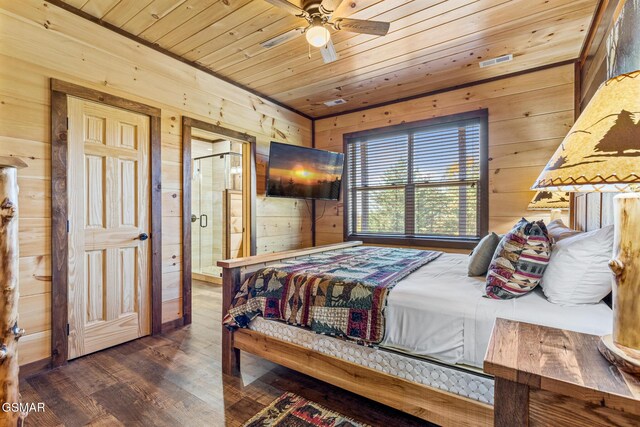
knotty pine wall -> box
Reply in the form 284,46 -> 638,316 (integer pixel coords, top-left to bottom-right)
314,65 -> 574,247
575,0 -> 636,233
0,0 -> 312,366
579,0 -> 627,111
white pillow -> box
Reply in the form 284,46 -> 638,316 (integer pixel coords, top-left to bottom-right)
541,225 -> 614,305
546,218 -> 582,243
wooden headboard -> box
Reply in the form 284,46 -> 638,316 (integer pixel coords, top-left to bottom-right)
573,193 -> 615,232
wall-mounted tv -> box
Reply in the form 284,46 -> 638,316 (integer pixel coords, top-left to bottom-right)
266,142 -> 344,200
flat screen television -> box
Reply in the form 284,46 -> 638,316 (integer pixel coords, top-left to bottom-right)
266,142 -> 344,200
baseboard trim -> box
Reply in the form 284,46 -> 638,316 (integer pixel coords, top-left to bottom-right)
161,317 -> 186,333
19,358 -> 52,380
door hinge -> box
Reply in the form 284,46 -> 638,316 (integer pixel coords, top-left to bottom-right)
66,219 -> 70,233
66,323 -> 70,336
66,117 -> 69,129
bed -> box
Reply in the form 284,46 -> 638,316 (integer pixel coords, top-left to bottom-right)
218,241 -> 613,427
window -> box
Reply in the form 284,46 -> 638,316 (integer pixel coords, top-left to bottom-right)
343,110 -> 488,249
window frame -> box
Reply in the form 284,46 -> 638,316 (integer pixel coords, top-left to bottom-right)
342,109 -> 489,250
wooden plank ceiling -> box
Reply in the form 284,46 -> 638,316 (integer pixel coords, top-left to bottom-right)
56,0 -> 598,118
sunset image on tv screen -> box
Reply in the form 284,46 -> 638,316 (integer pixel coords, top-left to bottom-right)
266,142 -> 344,200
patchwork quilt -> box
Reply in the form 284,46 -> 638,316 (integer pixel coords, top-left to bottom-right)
224,246 -> 442,344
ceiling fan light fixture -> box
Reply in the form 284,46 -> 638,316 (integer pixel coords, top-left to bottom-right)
306,25 -> 331,47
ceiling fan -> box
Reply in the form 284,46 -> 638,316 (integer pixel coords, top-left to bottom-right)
260,0 -> 391,64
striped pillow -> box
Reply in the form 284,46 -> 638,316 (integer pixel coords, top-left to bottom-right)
485,219 -> 551,299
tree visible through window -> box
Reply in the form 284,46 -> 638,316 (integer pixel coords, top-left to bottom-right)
344,111 -> 488,247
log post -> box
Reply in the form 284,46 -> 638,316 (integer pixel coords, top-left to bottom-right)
599,192 -> 640,375
0,156 -> 28,427
610,193 -> 640,354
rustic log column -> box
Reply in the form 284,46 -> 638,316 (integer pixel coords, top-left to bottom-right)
611,193 -> 640,346
598,193 -> 640,375
0,156 -> 27,427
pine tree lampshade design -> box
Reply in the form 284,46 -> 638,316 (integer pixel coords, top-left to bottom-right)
528,191 -> 570,220
527,191 -> 571,210
533,70 -> 640,375
533,71 -> 640,191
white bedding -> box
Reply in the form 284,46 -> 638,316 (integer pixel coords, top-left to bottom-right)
381,253 -> 613,368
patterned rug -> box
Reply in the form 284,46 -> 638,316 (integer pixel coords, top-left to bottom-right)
242,392 -> 370,427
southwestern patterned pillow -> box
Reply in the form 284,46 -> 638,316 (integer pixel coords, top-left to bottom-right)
485,219 -> 551,299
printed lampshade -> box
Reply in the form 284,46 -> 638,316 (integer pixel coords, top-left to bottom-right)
533,70 -> 640,192
527,191 -> 570,210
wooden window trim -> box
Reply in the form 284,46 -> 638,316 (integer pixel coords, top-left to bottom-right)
342,110 -> 489,250
50,79 -> 163,368
181,117 -> 257,326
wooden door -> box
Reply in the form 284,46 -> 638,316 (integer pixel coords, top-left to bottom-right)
67,97 -> 151,359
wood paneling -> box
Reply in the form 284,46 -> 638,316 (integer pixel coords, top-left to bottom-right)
579,0 -> 626,110
0,0 -> 312,366
314,64 -> 574,246
49,0 -> 598,117
574,0 -> 630,234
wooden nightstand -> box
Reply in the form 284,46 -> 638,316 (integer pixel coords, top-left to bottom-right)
484,319 -> 640,426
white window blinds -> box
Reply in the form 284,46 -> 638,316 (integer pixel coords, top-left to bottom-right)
346,113 -> 487,241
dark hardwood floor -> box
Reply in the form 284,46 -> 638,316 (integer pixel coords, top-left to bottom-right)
20,280 -> 431,426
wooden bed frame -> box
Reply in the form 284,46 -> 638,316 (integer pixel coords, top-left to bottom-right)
218,242 -> 494,427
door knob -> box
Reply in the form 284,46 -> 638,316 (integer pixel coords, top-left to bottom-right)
136,233 -> 149,241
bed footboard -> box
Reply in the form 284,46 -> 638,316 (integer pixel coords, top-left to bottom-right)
218,241 -> 363,376
217,241 -> 494,426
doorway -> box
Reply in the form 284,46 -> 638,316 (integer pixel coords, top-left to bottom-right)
66,97 -> 152,359
181,117 -> 256,325
50,79 -> 162,367
191,138 -> 244,284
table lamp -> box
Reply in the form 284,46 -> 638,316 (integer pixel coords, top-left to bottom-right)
532,70 -> 640,374
527,191 -> 570,221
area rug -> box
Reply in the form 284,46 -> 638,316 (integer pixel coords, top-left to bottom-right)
243,392 -> 370,427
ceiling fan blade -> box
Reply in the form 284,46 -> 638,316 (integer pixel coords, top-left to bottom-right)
320,39 -> 339,64
334,18 -> 390,36
260,27 -> 305,49
263,0 -> 308,18
319,0 -> 345,14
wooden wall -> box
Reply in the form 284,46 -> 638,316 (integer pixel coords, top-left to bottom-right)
314,65 -> 574,246
0,0 -> 312,366
576,0 -> 636,232
579,0 -> 627,110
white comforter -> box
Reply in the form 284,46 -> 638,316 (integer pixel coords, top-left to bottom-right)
381,253 -> 613,368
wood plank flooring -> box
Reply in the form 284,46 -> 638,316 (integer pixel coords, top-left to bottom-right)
20,280 -> 432,426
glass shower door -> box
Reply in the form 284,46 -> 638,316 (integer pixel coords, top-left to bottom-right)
192,155 -> 225,279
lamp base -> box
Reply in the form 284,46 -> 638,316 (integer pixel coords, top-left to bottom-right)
550,208 -> 563,221
598,334 -> 640,376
